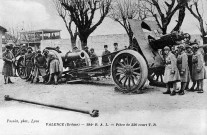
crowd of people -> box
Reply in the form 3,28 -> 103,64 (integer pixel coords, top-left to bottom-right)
2,42 -> 121,85
2,41 -> 206,92
163,41 -> 206,96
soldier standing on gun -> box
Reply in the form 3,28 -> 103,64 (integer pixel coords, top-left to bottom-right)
177,45 -> 191,95
191,44 -> 207,93
163,46 -> 180,96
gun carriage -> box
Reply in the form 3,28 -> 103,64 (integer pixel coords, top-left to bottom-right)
14,20 -> 192,93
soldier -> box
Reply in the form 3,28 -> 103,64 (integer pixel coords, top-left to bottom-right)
33,50 -> 47,83
113,43 -> 119,52
43,49 -> 60,85
84,46 -> 91,56
2,44 -> 15,84
191,44 -> 207,93
102,45 -> 111,65
25,47 -> 35,81
177,45 -> 191,95
185,45 -> 194,91
90,48 -> 99,66
163,46 -> 180,96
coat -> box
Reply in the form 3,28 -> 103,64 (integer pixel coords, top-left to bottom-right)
177,52 -> 191,82
102,50 -> 111,65
2,50 -> 14,76
90,53 -> 99,66
192,51 -> 207,81
163,52 -> 180,83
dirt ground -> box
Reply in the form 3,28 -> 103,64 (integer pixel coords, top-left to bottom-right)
0,64 -> 207,135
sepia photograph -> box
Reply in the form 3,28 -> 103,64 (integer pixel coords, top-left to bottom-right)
0,0 -> 207,134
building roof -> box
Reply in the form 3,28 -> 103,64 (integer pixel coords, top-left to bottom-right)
0,26 -> 7,33
20,29 -> 61,34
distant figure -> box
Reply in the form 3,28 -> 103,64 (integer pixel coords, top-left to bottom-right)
113,43 -> 119,52
2,44 -> 15,84
102,45 -> 111,66
55,46 -> 62,53
124,46 -> 128,49
73,46 -> 80,52
90,48 -> 99,66
84,46 -> 91,56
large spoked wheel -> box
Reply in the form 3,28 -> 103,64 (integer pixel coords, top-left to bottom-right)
148,67 -> 166,87
111,50 -> 148,93
16,57 -> 27,79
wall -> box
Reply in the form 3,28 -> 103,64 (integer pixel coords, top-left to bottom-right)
40,33 -> 202,56
41,34 -> 129,56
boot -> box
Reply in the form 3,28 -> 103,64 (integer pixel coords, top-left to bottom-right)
8,78 -> 14,84
170,91 -> 176,96
163,90 -> 171,94
197,89 -> 204,93
178,90 -> 185,95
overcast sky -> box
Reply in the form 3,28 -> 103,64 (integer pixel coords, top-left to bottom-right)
0,0 -> 206,39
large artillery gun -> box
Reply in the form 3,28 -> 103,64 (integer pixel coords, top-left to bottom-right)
14,20 -> 192,93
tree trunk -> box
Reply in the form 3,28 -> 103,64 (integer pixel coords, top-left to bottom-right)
162,26 -> 167,35
79,35 -> 88,49
173,7 -> 185,32
199,19 -> 207,39
71,36 -> 77,51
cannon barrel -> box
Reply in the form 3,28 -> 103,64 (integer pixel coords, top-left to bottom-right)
64,51 -> 86,61
149,32 -> 191,50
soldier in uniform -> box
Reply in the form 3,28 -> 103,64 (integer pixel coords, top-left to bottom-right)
163,46 -> 180,96
2,44 -> 15,84
177,45 -> 191,95
33,50 -> 47,83
185,45 -> 194,91
90,48 -> 99,66
25,47 -> 35,81
113,43 -> 119,52
191,44 -> 206,93
43,49 -> 60,85
102,45 -> 111,65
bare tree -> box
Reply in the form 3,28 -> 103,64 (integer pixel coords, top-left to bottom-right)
186,0 -> 207,39
60,0 -> 112,48
142,0 -> 188,34
53,0 -> 78,49
109,0 -> 148,45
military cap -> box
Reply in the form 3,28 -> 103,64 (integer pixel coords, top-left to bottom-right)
164,46 -> 170,51
104,45 -> 108,48
27,46 -> 33,51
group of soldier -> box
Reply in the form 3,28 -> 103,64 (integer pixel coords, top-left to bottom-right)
163,41 -> 206,96
2,44 -> 63,85
2,42 -> 121,85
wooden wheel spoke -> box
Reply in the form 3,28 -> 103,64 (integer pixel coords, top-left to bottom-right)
132,61 -> 138,67
160,75 -> 163,82
123,77 -> 128,87
131,76 -> 136,86
128,77 -> 131,89
132,75 -> 139,81
116,72 -> 123,76
130,57 -> 134,65
118,62 -> 125,68
122,57 -> 127,65
133,72 -> 140,76
119,75 -> 125,82
132,67 -> 140,71
126,56 -> 129,65
116,67 -> 124,72
156,75 -> 159,81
